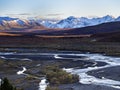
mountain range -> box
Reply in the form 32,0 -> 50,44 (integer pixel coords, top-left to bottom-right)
0,15 -> 120,30
0,15 -> 120,42
43,15 -> 115,28
27,15 -> 120,29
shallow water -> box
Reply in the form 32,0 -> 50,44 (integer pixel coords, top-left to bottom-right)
1,48 -> 120,89
63,53 -> 120,89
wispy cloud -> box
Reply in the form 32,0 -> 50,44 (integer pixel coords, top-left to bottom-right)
17,13 -> 31,15
5,13 -> 33,19
46,13 -> 63,16
7,13 -> 32,16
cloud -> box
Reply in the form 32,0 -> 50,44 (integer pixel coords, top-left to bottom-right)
87,15 -> 99,18
17,13 -> 31,15
46,13 -> 63,16
6,13 -> 32,16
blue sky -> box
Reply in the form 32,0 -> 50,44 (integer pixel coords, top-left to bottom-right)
0,0 -> 120,19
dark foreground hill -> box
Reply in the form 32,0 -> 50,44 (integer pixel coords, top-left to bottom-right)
40,21 -> 120,35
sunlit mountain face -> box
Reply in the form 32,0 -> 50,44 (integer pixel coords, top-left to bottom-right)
0,17 -> 46,30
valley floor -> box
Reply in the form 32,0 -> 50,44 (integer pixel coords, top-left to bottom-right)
0,36 -> 120,90
0,36 -> 120,56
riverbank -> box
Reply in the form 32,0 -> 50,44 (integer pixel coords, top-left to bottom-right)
0,36 -> 120,56
88,66 -> 120,81
59,83 -> 120,90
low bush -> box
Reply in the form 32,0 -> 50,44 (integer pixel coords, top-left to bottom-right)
44,65 -> 79,85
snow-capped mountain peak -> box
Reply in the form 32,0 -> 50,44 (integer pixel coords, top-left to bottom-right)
115,16 -> 120,21
0,17 -> 18,21
66,16 -> 76,20
100,15 -> 114,22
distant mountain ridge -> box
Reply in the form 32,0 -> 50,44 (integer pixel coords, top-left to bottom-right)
37,15 -> 120,28
0,15 -> 120,30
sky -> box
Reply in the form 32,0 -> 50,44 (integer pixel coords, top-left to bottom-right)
0,0 -> 120,19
